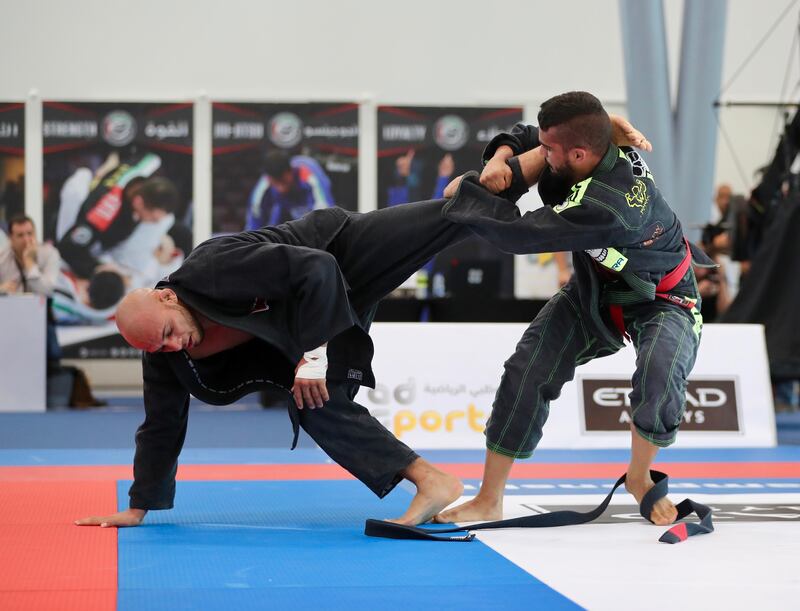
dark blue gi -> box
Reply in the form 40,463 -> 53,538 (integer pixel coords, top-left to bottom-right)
442,125 -> 715,456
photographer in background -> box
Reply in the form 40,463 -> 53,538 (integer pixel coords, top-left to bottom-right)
722,107 -> 800,412
696,184 -> 747,321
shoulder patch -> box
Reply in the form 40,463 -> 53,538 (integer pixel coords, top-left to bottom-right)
621,148 -> 654,182
624,178 -> 650,214
554,178 -> 592,214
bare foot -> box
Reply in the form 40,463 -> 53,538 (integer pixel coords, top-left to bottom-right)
433,494 -> 502,524
625,476 -> 677,525
388,460 -> 464,526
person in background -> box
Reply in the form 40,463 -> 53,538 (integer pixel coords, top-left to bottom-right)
1,215 -> 63,393
0,214 -> 105,408
0,215 -> 60,299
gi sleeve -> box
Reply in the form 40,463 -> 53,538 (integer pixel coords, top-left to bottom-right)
128,353 -> 190,510
443,172 -> 639,254
482,123 -> 540,164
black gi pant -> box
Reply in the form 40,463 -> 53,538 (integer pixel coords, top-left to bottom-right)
295,199 -> 470,497
486,283 -> 702,458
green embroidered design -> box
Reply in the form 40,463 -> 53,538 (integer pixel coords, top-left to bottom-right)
554,178 -> 592,214
691,306 -> 703,337
624,178 -> 650,214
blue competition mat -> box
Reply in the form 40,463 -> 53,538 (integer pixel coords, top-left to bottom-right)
116,480 -> 580,611
3,446 -> 800,466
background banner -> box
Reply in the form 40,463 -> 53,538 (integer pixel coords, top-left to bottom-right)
212,102 -> 358,235
42,101 -> 194,358
363,323 -> 776,449
377,105 -> 523,299
0,103 -> 24,230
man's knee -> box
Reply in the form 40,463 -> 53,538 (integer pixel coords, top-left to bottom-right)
630,394 -> 684,448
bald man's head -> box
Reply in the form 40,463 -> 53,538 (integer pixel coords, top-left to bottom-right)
116,288 -> 203,353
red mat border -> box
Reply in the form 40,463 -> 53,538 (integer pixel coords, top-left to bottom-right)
1,461 -> 798,481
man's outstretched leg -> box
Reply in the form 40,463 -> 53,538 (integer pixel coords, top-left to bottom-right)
624,425 -> 677,525
328,198 -> 471,311
298,381 -> 462,525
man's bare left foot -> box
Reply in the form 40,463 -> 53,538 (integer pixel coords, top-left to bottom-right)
387,460 -> 463,526
625,476 -> 677,525
433,495 -> 502,524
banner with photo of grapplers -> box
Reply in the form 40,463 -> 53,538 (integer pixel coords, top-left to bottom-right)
0,103 -> 25,231
211,102 -> 358,235
377,105 -> 523,299
42,101 -> 194,358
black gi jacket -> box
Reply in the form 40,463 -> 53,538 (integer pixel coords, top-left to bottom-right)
131,207 -> 376,510
443,123 -> 714,346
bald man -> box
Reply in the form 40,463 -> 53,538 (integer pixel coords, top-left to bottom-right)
76,200 -> 470,529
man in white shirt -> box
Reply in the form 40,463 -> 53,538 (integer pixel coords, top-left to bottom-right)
0,215 -> 60,297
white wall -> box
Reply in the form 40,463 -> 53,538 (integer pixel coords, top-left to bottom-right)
1,0 -> 798,234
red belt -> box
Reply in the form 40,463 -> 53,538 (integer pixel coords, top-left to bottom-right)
610,238 -> 693,341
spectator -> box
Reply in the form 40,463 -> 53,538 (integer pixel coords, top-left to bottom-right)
722,108 -> 800,412
0,214 -> 104,408
0,215 -> 60,301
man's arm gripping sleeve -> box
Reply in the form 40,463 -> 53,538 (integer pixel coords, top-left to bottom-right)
481,123 -> 540,164
443,173 -> 638,255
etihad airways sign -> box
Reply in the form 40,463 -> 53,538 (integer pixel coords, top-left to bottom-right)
581,378 -> 741,432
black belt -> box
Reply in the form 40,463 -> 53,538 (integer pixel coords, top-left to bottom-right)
365,470 -> 713,544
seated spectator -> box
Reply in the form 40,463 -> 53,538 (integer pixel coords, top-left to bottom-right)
0,214 -> 103,408
0,215 -> 60,301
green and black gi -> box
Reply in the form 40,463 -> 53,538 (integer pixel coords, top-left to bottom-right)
443,124 -> 715,456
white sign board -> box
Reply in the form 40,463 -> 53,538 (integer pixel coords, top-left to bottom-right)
0,294 -> 46,412
363,323 -> 776,449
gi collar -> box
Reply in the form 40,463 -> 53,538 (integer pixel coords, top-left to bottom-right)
594,142 -> 619,176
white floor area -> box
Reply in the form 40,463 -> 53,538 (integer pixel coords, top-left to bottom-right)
451,492 -> 800,610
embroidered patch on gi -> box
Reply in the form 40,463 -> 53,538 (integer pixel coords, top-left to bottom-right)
624,178 -> 650,214
250,297 -> 269,313
586,248 -> 609,263
347,369 -> 363,381
586,246 -> 628,271
641,222 -> 665,247
621,148 -> 654,181
554,177 -> 592,214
